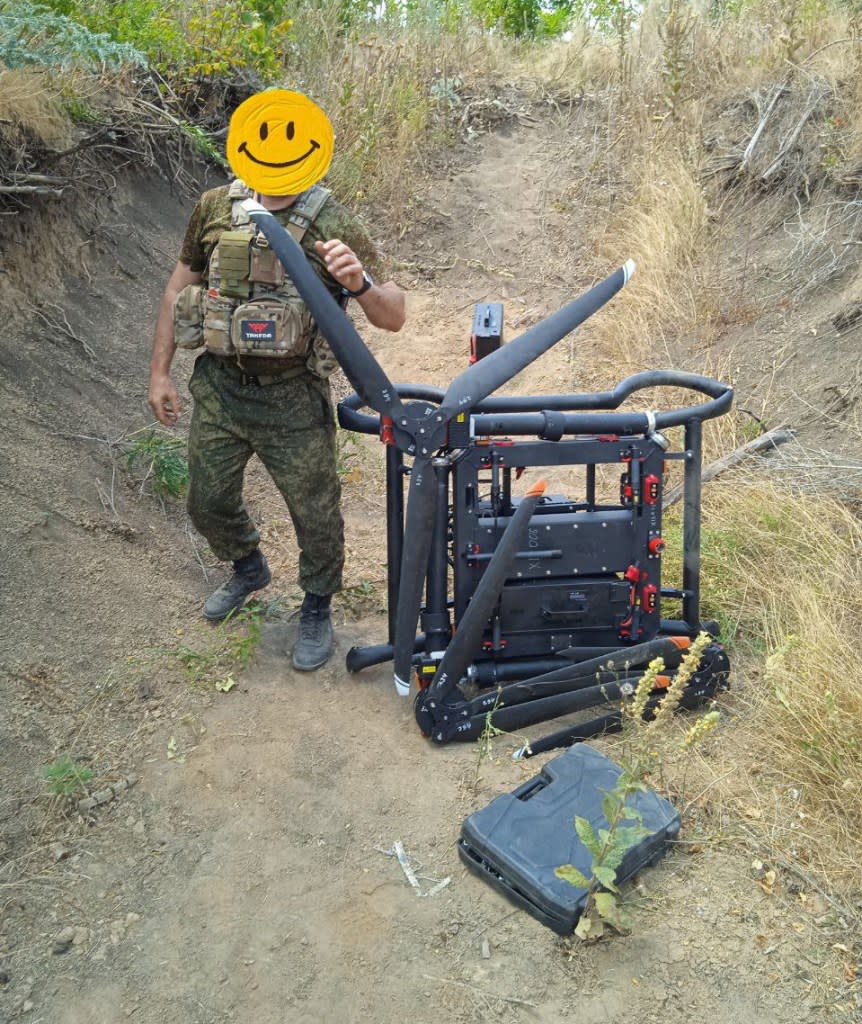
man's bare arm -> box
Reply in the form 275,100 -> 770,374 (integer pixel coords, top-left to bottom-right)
353,279 -> 406,333
315,239 -> 406,333
149,261 -> 202,426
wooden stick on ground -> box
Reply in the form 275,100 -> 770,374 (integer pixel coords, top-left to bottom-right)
664,426 -> 796,507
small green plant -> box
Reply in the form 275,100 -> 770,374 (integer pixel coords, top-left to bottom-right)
179,121 -> 228,168
62,95 -> 101,123
174,643 -> 220,682
473,693 -> 505,789
124,429 -> 189,498
738,417 -> 765,444
471,692 -> 531,792
174,599 -> 274,686
222,601 -> 267,668
554,766 -> 653,937
555,632 -> 719,939
42,754 -> 94,797
339,579 -> 380,618
335,427 -> 363,482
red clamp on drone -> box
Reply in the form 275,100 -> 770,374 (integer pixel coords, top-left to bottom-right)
380,416 -> 395,446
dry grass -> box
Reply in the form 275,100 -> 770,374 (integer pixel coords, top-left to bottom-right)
526,31 -> 619,97
542,1 -> 862,320
590,146 -> 710,369
0,68 -> 75,152
282,9 -> 509,217
664,482 -> 862,890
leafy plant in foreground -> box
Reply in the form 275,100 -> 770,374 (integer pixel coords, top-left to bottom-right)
174,600 -> 276,687
124,429 -> 189,498
555,632 -> 720,940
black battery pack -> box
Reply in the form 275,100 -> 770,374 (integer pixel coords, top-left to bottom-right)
458,744 -> 680,934
470,302 -> 504,362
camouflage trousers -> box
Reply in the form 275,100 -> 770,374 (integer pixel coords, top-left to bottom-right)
187,353 -> 344,596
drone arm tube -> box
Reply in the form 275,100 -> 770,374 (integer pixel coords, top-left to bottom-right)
337,385 -> 445,435
432,678 -> 629,743
392,455 -> 436,694
471,390 -> 732,436
513,711 -> 625,760
336,372 -> 732,436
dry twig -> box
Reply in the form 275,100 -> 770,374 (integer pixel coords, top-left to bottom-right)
421,974 -> 537,1008
28,301 -> 96,360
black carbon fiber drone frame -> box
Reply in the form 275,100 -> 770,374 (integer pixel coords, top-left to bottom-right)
242,199 -> 732,754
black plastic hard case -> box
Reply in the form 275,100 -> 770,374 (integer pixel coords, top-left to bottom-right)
458,743 -> 680,934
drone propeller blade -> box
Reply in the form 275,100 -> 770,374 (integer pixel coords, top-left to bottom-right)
392,454 -> 436,695
438,261 -> 636,418
426,479 -> 548,702
241,199 -> 405,421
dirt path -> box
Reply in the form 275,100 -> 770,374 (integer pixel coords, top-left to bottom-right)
1,105 -> 851,1024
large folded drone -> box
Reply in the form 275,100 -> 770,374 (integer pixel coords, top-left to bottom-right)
243,200 -> 732,753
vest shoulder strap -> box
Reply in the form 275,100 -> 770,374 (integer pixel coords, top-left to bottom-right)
227,182 -> 332,241
286,185 -> 332,242
227,178 -> 252,200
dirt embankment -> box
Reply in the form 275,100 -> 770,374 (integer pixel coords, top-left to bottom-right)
1,95 -> 859,1024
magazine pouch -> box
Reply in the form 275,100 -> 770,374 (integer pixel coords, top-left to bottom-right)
203,289 -> 236,356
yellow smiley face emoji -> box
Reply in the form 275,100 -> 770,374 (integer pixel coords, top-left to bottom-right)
226,89 -> 334,195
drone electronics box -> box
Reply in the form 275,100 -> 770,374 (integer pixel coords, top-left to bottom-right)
458,744 -> 680,934
470,302 -> 504,362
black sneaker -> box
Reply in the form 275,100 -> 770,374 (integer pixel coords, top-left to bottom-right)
292,593 -> 334,671
203,550 -> 271,621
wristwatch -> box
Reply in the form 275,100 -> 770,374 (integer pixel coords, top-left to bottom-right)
344,271 -> 374,298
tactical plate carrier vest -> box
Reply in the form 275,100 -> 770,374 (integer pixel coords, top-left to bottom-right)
173,181 -> 338,377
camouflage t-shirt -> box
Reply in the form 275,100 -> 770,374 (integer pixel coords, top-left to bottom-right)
178,183 -> 379,292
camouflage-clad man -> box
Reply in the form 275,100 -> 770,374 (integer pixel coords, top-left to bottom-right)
148,182 -> 405,671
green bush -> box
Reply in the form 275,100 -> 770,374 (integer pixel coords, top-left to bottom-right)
0,0 -> 145,69
471,0 -> 573,36
22,0 -> 289,82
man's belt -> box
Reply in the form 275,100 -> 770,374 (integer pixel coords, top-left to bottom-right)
210,355 -> 308,387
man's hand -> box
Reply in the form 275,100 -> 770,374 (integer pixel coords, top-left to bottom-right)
149,373 -> 182,427
314,238 -> 406,333
315,238 -> 365,294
